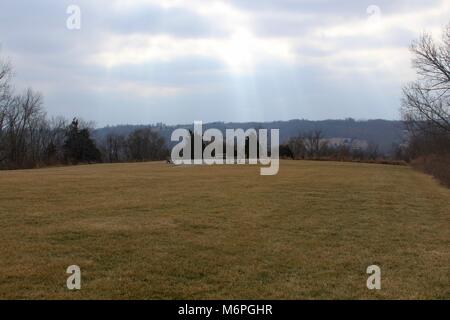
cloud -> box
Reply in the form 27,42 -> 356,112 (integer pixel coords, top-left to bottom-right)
0,0 -> 448,125
87,30 -> 296,73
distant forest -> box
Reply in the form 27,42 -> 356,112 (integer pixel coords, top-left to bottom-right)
93,119 -> 406,154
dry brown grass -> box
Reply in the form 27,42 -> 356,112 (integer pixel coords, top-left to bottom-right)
0,160 -> 449,299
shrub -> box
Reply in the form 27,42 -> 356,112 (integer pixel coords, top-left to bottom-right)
411,155 -> 450,188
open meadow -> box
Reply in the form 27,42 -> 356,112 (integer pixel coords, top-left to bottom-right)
0,160 -> 449,299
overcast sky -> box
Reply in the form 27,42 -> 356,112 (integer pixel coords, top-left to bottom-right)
0,0 -> 449,126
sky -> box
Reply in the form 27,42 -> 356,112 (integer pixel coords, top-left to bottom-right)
0,0 -> 449,127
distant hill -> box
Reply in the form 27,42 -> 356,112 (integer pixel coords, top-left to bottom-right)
93,119 -> 406,154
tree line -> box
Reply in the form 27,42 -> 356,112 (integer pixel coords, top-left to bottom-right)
284,130 -> 381,161
101,129 -> 168,163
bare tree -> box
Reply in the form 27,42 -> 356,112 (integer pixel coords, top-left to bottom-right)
0,53 -> 11,105
366,142 -> 380,160
400,24 -> 450,186
45,116 -> 68,163
288,134 -> 306,159
0,52 -> 12,164
304,130 -> 327,158
2,88 -> 44,167
106,133 -> 126,162
401,24 -> 450,135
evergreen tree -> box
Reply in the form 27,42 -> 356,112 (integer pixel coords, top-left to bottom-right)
63,118 -> 101,164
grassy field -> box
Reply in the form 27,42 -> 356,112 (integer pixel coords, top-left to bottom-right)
0,160 -> 449,299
